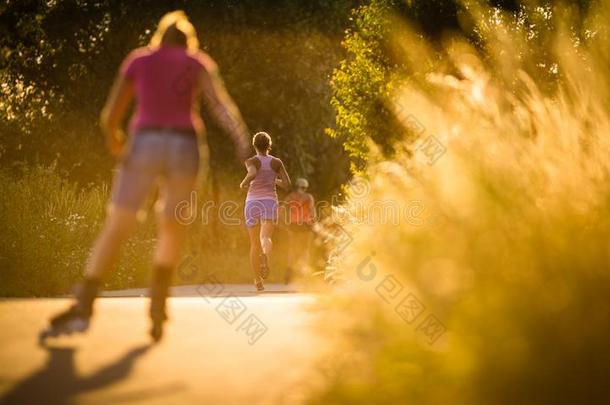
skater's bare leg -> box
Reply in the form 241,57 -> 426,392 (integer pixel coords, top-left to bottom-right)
149,214 -> 186,316
149,214 -> 189,341
85,205 -> 138,279
78,205 -> 136,311
154,215 -> 188,268
39,206 -> 138,341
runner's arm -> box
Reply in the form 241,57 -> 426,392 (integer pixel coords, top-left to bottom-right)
240,159 -> 258,189
100,73 -> 134,156
275,159 -> 292,190
199,62 -> 250,163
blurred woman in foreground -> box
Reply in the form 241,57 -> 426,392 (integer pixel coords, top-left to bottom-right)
41,11 -> 250,342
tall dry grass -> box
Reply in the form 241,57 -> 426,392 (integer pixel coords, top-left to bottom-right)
310,2 -> 610,404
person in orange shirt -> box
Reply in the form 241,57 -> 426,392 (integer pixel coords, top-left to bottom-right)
283,178 -> 316,283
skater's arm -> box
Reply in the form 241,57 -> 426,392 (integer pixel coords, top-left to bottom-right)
198,59 -> 250,163
240,158 -> 258,189
100,73 -> 134,157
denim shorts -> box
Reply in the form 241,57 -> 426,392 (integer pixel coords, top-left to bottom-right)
244,199 -> 278,227
111,130 -> 199,218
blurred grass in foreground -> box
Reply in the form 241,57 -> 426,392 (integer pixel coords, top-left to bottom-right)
310,1 -> 610,404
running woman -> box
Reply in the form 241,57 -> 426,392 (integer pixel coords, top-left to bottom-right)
284,178 -> 316,283
40,11 -> 250,343
240,132 -> 291,291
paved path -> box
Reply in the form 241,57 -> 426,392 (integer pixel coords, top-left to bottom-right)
0,285 -> 327,404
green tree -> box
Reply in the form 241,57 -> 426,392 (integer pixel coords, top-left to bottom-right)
326,0 -> 404,173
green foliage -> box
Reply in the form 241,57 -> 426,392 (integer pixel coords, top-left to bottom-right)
326,0 -> 462,173
327,0 -> 403,172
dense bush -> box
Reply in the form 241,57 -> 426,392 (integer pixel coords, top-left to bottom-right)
326,0 -> 403,172
327,0 -> 464,172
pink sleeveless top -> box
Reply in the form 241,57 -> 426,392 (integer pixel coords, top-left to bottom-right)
246,155 -> 278,202
120,45 -> 212,134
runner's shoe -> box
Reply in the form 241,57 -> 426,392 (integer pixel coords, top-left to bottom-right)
254,276 -> 265,292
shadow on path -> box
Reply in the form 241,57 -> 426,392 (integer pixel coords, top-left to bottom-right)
0,343 -> 179,404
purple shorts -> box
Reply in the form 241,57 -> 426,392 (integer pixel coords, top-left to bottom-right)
244,199 -> 278,227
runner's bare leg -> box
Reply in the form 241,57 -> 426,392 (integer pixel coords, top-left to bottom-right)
260,220 -> 274,256
248,224 -> 262,277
